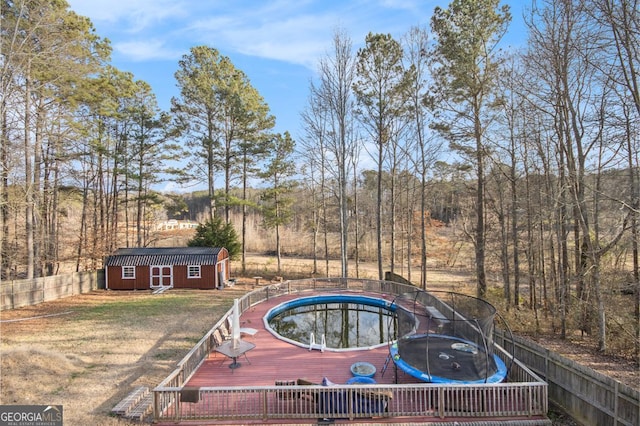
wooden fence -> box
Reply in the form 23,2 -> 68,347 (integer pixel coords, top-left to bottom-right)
495,330 -> 639,426
0,270 -> 103,310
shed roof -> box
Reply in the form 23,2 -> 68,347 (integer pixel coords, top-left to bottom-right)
105,247 -> 224,266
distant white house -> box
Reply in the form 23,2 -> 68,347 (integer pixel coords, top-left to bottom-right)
155,219 -> 199,231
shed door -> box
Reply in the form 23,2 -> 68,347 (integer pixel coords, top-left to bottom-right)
219,261 -> 226,283
150,265 -> 173,288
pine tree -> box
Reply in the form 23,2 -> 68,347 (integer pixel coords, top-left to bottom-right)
431,0 -> 511,298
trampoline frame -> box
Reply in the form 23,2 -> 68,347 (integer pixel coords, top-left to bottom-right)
387,290 -> 512,384
389,333 -> 508,384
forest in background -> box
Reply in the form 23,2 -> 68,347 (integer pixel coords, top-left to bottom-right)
2,0 -> 639,363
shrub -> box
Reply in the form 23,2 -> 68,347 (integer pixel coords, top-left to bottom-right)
187,217 -> 241,259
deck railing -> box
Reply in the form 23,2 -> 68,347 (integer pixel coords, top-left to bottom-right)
156,380 -> 548,422
153,278 -> 548,422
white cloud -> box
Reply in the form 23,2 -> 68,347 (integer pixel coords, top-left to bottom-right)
67,0 -> 190,32
378,0 -> 426,11
68,0 -> 440,69
190,12 -> 340,68
114,39 -> 185,62
184,1 -> 391,70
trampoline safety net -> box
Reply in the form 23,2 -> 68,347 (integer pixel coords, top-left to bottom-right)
390,291 -> 505,384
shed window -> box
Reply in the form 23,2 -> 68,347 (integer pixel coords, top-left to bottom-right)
122,266 -> 135,279
188,265 -> 201,278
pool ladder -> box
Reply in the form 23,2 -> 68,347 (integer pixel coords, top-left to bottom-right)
309,333 -> 326,352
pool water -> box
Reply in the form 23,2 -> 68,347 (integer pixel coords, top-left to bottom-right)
268,300 -> 397,349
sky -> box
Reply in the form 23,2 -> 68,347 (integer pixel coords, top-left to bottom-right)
65,0 -> 527,191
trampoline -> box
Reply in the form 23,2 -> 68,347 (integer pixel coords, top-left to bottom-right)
388,291 -> 511,384
389,334 -> 507,384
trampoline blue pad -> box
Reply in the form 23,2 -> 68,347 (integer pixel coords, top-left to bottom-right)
390,334 -> 507,384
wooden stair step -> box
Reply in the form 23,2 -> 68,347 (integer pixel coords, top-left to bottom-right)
124,392 -> 154,422
111,386 -> 149,416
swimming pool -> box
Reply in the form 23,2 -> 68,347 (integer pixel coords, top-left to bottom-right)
264,294 -> 407,351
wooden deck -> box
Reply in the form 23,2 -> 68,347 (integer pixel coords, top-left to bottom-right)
186,291 -> 422,388
153,286 -> 550,425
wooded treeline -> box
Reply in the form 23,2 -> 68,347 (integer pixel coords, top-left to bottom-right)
296,0 -> 639,359
1,0 -> 639,360
1,0 -> 292,279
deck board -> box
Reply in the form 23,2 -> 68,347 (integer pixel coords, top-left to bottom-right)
186,291 -> 422,388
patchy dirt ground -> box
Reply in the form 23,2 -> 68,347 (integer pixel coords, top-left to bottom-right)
1,260 -> 637,425
525,334 -> 639,389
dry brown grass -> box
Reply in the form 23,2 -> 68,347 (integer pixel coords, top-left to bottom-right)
0,287 -> 248,425
1,252 -> 637,426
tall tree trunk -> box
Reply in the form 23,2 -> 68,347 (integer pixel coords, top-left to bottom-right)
389,163 -> 396,274
276,221 -> 281,274
321,156 -> 329,277
43,116 -> 61,276
339,155 -> 348,277
207,127 -> 216,221
76,181 -> 89,272
509,128 -> 520,309
558,146 -> 570,339
474,103 -> 487,299
117,131 -> 126,248
376,140 -> 384,280
498,194 -> 510,306
33,102 -> 44,277
136,177 -> 143,247
0,96 -> 8,278
311,202 -> 319,276
353,160 -> 360,278
592,161 -> 606,351
406,185 -> 414,283
241,158 -> 248,273
93,143 -> 104,270
420,181 -> 427,290
224,138 -> 231,224
628,116 -> 640,363
24,61 -> 34,279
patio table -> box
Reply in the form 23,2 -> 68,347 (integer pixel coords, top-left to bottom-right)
215,339 -> 256,369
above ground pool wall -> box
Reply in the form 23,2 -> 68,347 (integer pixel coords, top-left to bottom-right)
263,293 -> 407,352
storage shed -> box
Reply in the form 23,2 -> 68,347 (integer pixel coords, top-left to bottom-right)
104,247 -> 230,290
